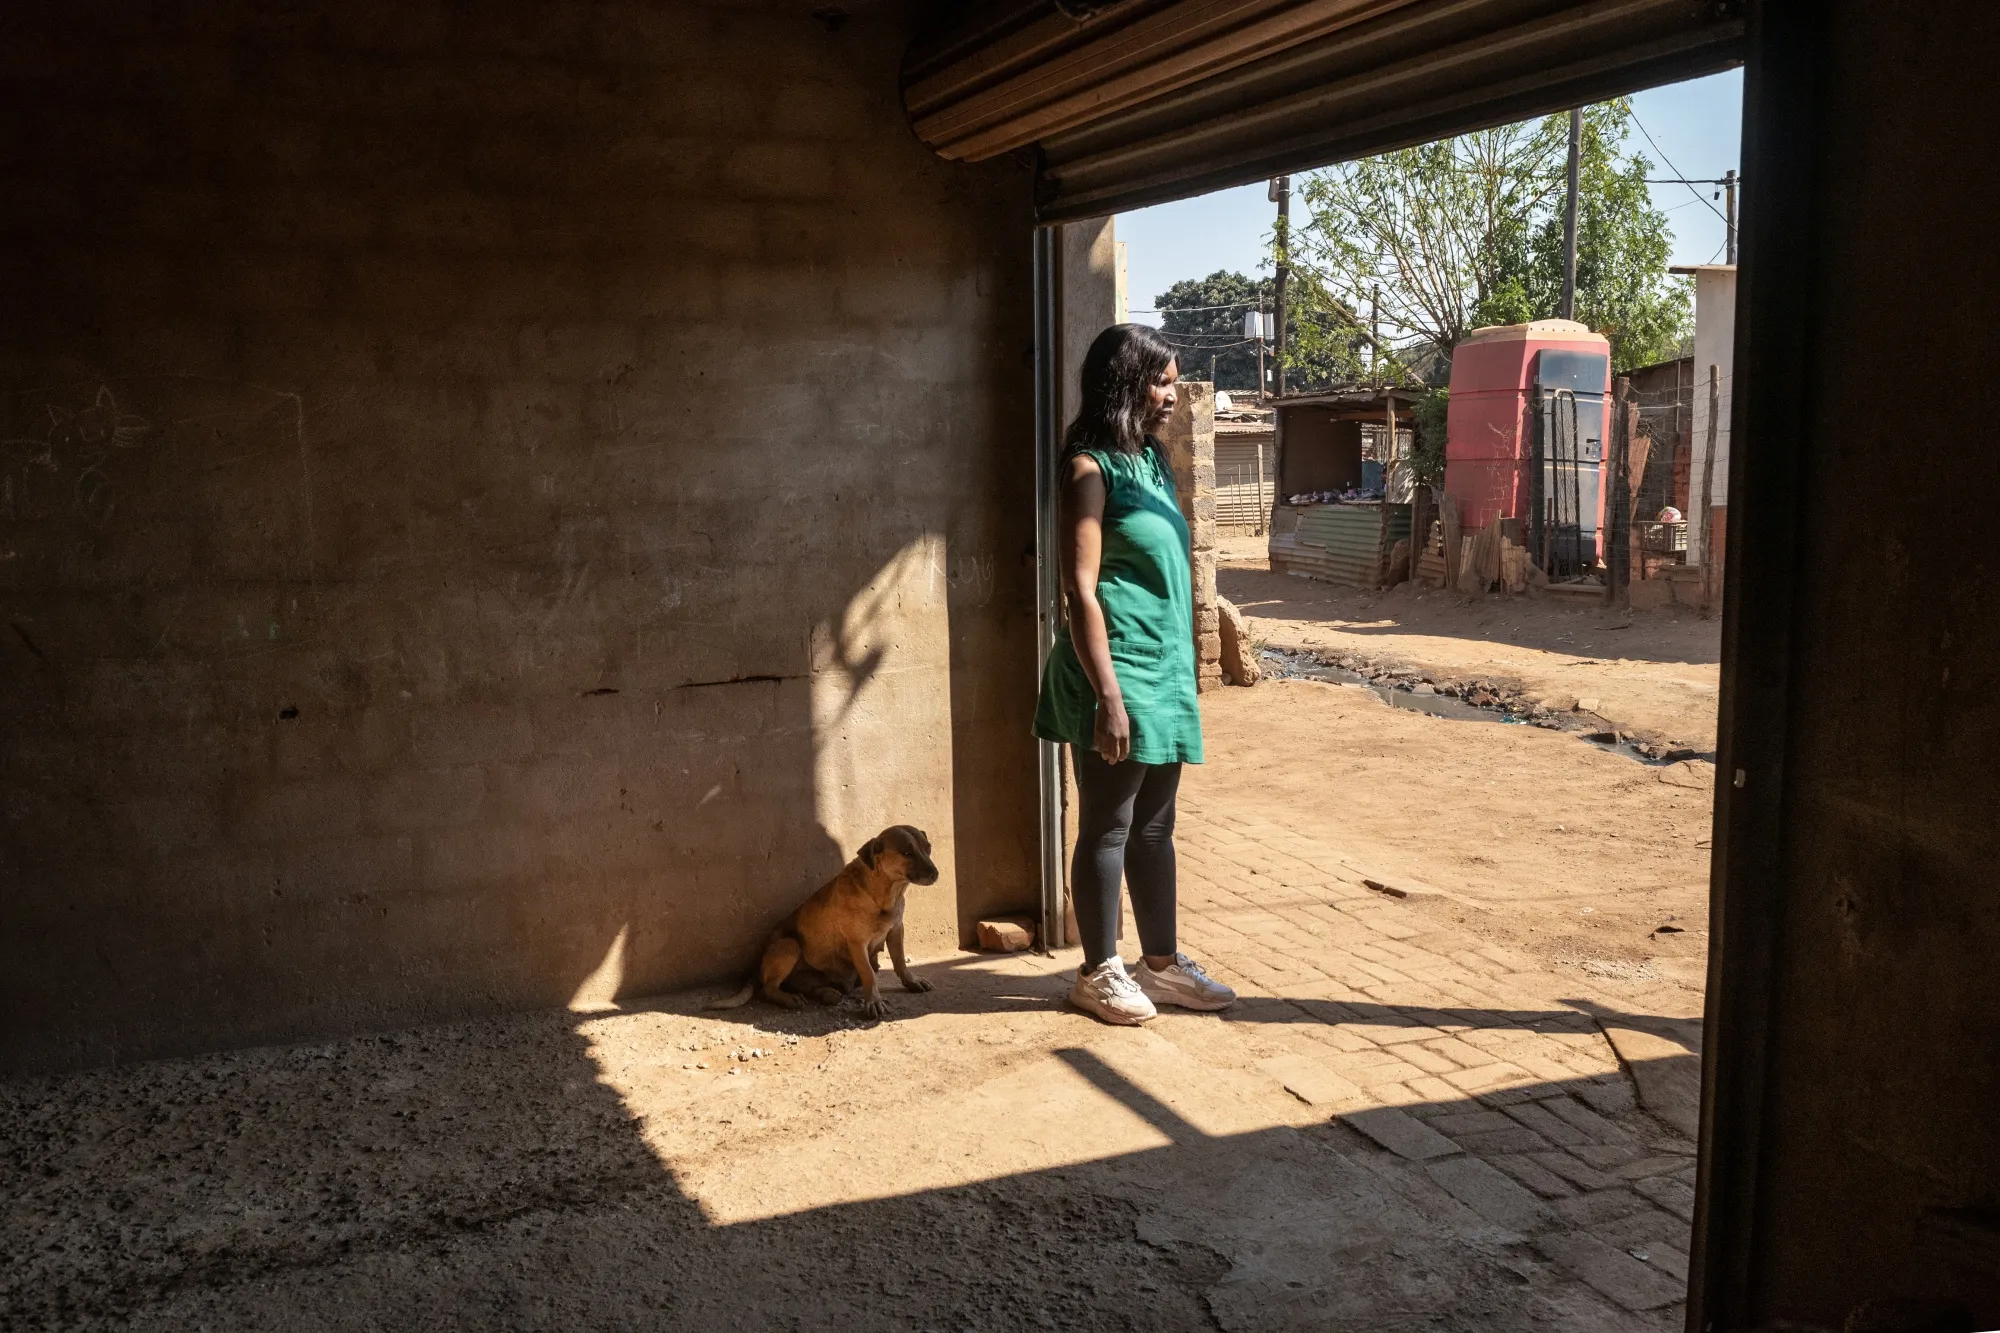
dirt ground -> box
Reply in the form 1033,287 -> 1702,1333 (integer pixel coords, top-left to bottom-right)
2,546 -> 1721,1331
1218,533 -> 1722,751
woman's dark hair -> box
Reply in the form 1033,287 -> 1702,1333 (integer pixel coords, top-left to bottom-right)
1064,323 -> 1178,456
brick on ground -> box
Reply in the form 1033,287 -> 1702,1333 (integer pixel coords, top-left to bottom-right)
1489,1153 -> 1578,1198
1341,1106 -> 1460,1160
1342,1058 -> 1434,1089
1424,1155 -> 1556,1233
1553,1187 -> 1654,1228
1444,1063 -> 1533,1095
1541,1094 -> 1637,1145
1420,1036 -> 1487,1066
1587,1207 -> 1694,1255
1510,1051 -> 1592,1084
1632,1174 -> 1696,1222
1254,1055 -> 1368,1110
1403,1075 -> 1467,1105
1534,1231 -> 1688,1312
1503,1100 -> 1591,1146
1427,1110 -> 1516,1137
1449,1127 -> 1554,1155
975,916 -> 1035,952
1636,1244 -> 1691,1284
1571,1142 -> 1645,1169
1534,1152 -> 1620,1191
1616,1153 -> 1698,1180
1573,1076 -> 1639,1115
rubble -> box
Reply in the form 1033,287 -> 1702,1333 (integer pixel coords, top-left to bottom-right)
1216,597 -> 1261,686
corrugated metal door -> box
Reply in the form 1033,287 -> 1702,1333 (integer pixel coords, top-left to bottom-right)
1215,433 -> 1275,530
904,0 -> 1745,221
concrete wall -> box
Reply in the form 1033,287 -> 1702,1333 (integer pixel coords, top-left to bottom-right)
0,1 -> 1039,1071
1685,266 -> 1735,565
1056,217 -> 1124,433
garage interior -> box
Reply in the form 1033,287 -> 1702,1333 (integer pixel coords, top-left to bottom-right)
2,2 -> 1995,1330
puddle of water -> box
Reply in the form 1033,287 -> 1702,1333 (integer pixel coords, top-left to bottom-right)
1292,663 -> 1523,725
1261,648 -> 1715,766
1579,731 -> 1712,766
1263,651 -> 1529,725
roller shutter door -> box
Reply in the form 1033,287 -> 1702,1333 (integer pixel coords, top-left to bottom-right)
1215,432 -> 1276,530
904,0 -> 1743,221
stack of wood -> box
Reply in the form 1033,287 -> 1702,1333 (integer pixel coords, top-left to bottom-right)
1418,491 -> 1550,596
1455,525 -> 1545,595
1500,538 -> 1546,592
1415,519 -> 1447,586
1456,524 -> 1501,595
1439,491 -> 1463,590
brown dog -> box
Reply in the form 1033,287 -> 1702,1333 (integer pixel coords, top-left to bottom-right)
706,825 -> 939,1019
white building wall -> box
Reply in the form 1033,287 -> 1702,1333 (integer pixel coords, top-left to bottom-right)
1686,265 -> 1737,563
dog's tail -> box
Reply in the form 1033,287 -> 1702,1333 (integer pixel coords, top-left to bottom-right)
703,979 -> 757,1010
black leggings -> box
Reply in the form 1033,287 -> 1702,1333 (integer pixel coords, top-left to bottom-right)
1070,747 -> 1181,970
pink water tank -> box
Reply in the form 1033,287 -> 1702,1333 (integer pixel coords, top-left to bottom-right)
1444,320 -> 1612,549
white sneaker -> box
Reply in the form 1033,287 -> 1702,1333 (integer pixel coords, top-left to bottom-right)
1137,952 -> 1236,1011
1069,957 -> 1157,1026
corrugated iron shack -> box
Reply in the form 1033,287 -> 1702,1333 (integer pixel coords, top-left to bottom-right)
1267,388 -> 1417,588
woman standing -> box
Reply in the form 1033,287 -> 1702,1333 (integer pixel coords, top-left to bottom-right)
1034,324 -> 1236,1025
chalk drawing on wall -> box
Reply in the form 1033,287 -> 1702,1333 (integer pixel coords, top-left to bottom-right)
2,386 -> 153,527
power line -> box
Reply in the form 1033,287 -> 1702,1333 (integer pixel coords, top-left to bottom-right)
1629,109 -> 1734,231
1133,303 -> 1265,314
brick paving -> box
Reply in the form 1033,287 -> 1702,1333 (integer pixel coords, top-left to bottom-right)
1142,790 -> 1700,1317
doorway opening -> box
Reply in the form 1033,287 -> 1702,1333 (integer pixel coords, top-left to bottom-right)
1035,70 -> 1742,1323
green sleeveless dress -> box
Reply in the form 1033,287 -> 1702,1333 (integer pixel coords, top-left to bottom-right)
1034,442 -> 1203,765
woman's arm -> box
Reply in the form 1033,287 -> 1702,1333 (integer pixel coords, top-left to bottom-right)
1059,454 -> 1130,763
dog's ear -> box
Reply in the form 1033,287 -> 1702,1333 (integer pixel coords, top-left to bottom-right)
857,836 -> 883,868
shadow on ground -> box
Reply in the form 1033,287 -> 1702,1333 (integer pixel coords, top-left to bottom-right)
1218,566 -> 1721,669
1,956 -> 1697,1331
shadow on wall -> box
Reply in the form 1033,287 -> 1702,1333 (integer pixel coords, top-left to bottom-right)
0,376 -> 1027,1070
0,0 -> 1039,1074
0,961 -> 1731,1331
572,531 -> 1007,1014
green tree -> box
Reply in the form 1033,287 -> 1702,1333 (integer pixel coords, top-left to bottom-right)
1155,269 -> 1366,392
1292,100 -> 1689,376
1408,387 -> 1450,488
1473,103 -> 1690,370
1153,271 -> 1270,390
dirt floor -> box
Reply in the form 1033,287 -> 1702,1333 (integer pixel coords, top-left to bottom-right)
2,546 -> 1722,1331
1218,533 -> 1722,752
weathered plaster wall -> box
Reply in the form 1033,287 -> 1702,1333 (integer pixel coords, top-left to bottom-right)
0,1 -> 1039,1071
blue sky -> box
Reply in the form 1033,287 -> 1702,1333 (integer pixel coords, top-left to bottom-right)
1119,69 -> 1744,324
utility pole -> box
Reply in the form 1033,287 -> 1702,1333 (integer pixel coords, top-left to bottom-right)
1369,285 -> 1380,385
1723,168 -> 1739,265
1244,304 -> 1270,402
1560,107 -> 1581,321
1209,352 -> 1217,386
1269,175 -> 1290,397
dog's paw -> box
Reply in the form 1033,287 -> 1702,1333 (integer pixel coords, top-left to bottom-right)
902,977 -> 934,994
862,997 -> 890,1020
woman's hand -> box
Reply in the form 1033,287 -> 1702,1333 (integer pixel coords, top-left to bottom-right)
1093,694 -> 1131,764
